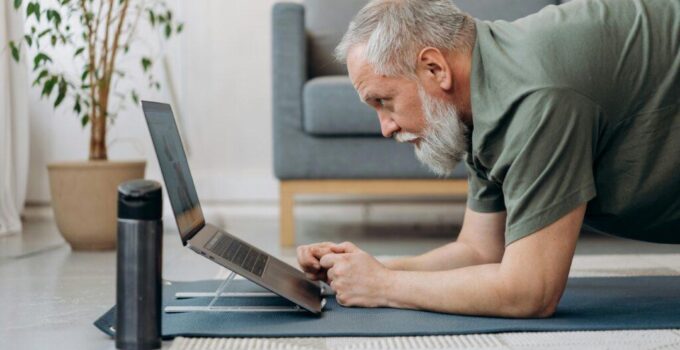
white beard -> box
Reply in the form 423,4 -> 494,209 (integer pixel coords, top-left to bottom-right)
396,86 -> 470,176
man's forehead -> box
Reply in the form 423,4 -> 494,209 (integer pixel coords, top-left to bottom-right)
347,46 -> 372,85
346,46 -> 390,100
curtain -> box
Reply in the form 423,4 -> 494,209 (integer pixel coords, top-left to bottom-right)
0,1 -> 29,236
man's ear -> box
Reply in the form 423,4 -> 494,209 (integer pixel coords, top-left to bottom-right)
416,47 -> 452,91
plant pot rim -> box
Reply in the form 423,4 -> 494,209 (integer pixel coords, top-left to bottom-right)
47,160 -> 146,170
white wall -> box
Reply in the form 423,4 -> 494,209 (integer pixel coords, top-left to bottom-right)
178,0 -> 284,202
26,0 -> 286,204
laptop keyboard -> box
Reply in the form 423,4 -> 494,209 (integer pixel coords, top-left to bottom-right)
205,232 -> 268,277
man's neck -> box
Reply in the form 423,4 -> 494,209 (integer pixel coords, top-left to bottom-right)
447,49 -> 473,127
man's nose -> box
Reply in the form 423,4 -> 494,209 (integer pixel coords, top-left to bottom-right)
377,112 -> 399,138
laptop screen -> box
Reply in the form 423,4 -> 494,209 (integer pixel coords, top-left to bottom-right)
142,101 -> 204,243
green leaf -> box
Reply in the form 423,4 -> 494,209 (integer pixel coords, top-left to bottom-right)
33,52 -> 52,70
14,0 -> 22,10
148,10 -> 156,26
50,35 -> 57,47
74,95 -> 81,114
80,114 -> 89,127
164,23 -> 171,38
9,41 -> 20,62
24,35 -> 32,47
176,23 -> 184,34
33,69 -> 49,86
42,76 -> 58,97
141,57 -> 152,72
52,11 -> 62,26
54,79 -> 67,107
73,47 -> 85,57
33,2 -> 41,21
25,3 -> 34,19
81,69 -> 89,82
37,28 -> 51,38
131,90 -> 139,105
46,9 -> 62,27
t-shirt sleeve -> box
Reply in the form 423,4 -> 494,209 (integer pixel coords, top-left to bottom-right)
465,155 -> 506,213
501,90 -> 599,245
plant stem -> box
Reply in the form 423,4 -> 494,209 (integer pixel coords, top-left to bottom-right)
80,0 -> 107,161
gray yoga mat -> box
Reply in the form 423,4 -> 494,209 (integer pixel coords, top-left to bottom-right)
94,276 -> 680,338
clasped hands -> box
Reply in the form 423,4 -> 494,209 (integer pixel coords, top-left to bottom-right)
297,241 -> 392,307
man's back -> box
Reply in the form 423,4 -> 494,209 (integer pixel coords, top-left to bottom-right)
468,0 -> 680,243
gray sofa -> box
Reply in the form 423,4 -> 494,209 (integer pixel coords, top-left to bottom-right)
272,0 -> 562,246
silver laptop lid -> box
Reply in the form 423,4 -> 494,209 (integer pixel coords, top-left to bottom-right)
142,101 -> 204,245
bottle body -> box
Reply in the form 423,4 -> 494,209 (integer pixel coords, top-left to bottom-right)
116,179 -> 163,350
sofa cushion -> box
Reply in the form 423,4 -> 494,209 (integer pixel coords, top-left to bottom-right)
303,76 -> 381,135
303,0 -> 559,78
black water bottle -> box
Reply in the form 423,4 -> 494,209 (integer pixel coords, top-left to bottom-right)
116,180 -> 163,350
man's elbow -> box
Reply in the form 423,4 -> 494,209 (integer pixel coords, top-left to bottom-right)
519,294 -> 559,318
499,283 -> 561,318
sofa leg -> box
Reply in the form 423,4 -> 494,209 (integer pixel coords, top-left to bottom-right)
277,179 -> 468,247
280,182 -> 295,247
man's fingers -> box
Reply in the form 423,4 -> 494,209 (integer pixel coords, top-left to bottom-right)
331,241 -> 359,253
310,244 -> 335,260
319,253 -> 343,269
298,245 -> 322,272
326,267 -> 335,284
305,271 -> 327,281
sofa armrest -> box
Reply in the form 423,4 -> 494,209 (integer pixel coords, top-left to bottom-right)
272,3 -> 306,131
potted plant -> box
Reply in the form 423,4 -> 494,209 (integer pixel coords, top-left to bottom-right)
9,0 -> 182,250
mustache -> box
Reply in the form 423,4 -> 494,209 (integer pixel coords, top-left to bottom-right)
394,132 -> 419,143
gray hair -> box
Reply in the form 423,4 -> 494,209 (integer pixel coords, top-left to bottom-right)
335,0 -> 475,77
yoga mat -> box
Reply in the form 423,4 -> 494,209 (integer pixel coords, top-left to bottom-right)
94,276 -> 680,339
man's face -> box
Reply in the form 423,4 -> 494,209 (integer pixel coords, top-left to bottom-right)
347,46 -> 427,142
347,46 -> 470,176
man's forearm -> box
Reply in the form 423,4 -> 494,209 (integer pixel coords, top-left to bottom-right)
381,264 -> 553,318
383,241 -> 496,271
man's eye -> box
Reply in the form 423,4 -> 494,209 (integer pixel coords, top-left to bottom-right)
376,98 -> 391,107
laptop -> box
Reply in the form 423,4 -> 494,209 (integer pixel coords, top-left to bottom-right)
141,101 -> 326,314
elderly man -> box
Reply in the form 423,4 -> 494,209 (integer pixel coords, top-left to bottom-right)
297,0 -> 680,318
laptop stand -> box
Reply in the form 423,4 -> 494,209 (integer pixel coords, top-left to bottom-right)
164,270 -> 305,313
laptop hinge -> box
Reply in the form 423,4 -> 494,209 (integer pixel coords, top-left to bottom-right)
183,221 -> 206,246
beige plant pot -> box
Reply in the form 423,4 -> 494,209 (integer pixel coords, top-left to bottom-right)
47,160 -> 146,251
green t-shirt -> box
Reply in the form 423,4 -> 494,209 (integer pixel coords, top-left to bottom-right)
467,0 -> 680,245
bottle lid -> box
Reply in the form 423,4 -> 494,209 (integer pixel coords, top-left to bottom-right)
117,179 -> 163,220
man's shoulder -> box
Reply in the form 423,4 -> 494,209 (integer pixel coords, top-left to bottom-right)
481,88 -> 600,139
471,88 -> 600,173
504,88 -> 601,150
515,88 -> 599,114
